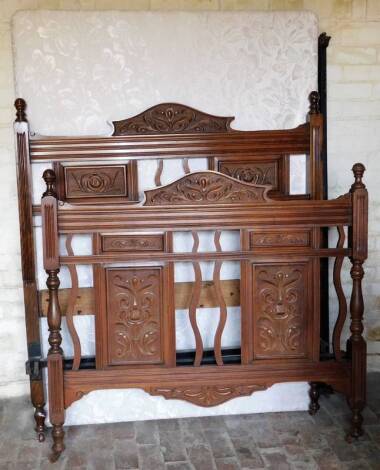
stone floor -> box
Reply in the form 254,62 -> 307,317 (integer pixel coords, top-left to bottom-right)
0,374 -> 379,469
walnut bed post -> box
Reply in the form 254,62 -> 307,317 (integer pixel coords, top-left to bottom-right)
41,170 -> 65,461
347,163 -> 368,440
13,99 -> 46,442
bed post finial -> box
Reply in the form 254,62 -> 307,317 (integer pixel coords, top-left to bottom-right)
43,169 -> 57,198
309,91 -> 320,114
351,163 -> 366,191
14,98 -> 27,122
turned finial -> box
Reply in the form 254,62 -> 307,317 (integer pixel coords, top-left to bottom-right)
14,98 -> 27,122
309,91 -> 320,114
43,169 -> 57,198
351,163 -> 366,191
318,32 -> 331,48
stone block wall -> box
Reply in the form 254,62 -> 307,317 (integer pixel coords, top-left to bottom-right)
0,0 -> 379,397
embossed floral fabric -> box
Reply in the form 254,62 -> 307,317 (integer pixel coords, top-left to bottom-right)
12,10 -> 318,424
12,10 -> 318,135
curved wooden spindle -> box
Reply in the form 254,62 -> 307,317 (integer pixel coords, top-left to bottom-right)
155,159 -> 163,186
65,235 -> 82,371
213,231 -> 227,366
332,225 -> 348,361
182,157 -> 190,174
189,231 -> 203,366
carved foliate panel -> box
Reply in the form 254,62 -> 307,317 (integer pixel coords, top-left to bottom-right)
144,171 -> 271,206
149,384 -> 266,407
250,230 -> 310,248
54,163 -> 138,203
106,267 -> 163,365
219,161 -> 277,187
112,103 -> 234,135
252,263 -> 310,359
102,234 -> 164,252
211,154 -> 290,198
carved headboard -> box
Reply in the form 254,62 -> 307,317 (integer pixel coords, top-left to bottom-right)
29,92 -> 323,214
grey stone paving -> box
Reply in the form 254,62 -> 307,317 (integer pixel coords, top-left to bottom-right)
0,373 -> 379,469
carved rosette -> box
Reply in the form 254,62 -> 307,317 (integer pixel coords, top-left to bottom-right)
106,268 -> 163,365
112,103 -> 234,135
148,384 -> 267,407
144,171 -> 271,206
254,265 -> 306,358
74,172 -> 118,194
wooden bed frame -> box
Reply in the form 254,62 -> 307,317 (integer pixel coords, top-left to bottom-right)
13,89 -> 368,461
13,33 -> 333,456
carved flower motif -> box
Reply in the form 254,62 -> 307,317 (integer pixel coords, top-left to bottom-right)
76,172 -> 114,194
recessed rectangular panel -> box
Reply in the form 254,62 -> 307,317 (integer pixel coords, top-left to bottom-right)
212,154 -> 288,197
65,165 -> 127,198
250,230 -> 310,248
106,267 -> 163,365
54,162 -> 138,203
102,234 -> 164,252
252,261 -> 311,360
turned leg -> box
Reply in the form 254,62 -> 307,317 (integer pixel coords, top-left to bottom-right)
347,401 -> 365,442
31,380 -> 46,442
308,382 -> 320,416
34,404 -> 46,442
50,425 -> 65,463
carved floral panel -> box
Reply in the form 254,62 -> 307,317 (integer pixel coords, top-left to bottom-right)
102,234 -> 164,252
113,103 -> 234,135
149,384 -> 267,407
250,230 -> 310,248
106,267 -> 163,365
219,161 -> 277,187
144,172 -> 270,206
253,263 -> 309,359
63,165 -> 128,199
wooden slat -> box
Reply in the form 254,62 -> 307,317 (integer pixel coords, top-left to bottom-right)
39,279 -> 241,317
65,235 -> 82,371
213,231 -> 227,366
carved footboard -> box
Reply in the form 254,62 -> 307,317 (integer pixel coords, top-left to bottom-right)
41,162 -> 367,461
